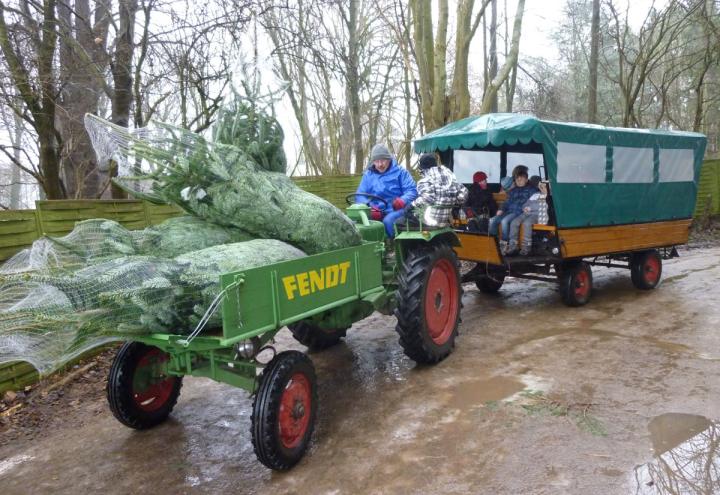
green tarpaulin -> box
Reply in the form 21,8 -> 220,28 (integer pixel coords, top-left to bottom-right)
414,114 -> 707,228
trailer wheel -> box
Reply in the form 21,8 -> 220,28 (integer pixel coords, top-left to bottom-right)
476,273 -> 505,293
288,321 -> 348,351
560,261 -> 593,307
395,243 -> 461,364
251,350 -> 317,470
630,250 -> 662,290
106,342 -> 182,430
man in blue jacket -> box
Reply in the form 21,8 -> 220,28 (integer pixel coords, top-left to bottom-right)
356,144 -> 418,238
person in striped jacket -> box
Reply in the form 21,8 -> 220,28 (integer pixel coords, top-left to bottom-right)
404,153 -> 468,228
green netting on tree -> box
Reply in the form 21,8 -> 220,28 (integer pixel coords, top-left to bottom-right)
0,219 -> 137,275
132,216 -> 255,258
0,217 -> 256,276
85,114 -> 361,255
0,239 -> 305,374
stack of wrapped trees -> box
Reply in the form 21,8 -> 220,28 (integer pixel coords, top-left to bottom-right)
0,93 -> 362,374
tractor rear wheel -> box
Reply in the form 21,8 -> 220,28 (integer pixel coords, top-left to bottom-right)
288,321 -> 348,351
251,351 -> 317,470
630,250 -> 662,290
559,261 -> 593,307
395,243 -> 462,364
106,342 -> 183,429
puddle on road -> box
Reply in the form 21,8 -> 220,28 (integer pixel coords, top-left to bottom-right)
448,376 -> 525,409
633,413 -> 720,494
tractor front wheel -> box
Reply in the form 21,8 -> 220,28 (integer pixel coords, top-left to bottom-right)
251,351 -> 317,470
106,342 -> 183,429
476,273 -> 505,294
395,243 -> 462,364
630,250 -> 662,290
288,321 -> 348,351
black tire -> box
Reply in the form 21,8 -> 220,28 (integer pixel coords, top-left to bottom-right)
288,321 -> 348,351
630,250 -> 662,290
251,351 -> 317,470
475,273 -> 505,293
394,243 -> 462,364
106,342 -> 183,430
559,261 -> 593,307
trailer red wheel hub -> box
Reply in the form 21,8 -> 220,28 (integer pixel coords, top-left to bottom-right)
643,255 -> 660,285
279,373 -> 312,449
425,258 -> 459,345
132,348 -> 175,412
574,270 -> 590,299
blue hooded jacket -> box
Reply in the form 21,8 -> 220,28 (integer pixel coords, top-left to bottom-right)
356,159 -> 418,213
503,184 -> 539,214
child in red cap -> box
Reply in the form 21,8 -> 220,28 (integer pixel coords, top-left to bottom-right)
464,171 -> 497,232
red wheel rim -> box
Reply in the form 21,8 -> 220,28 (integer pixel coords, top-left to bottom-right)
278,373 -> 312,449
643,255 -> 660,285
132,348 -> 175,412
424,258 -> 460,345
573,270 -> 590,300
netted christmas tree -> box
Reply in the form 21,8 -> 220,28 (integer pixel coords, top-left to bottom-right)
0,89 -> 361,374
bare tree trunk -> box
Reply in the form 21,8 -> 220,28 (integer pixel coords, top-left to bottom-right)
588,0 -> 600,123
483,13 -> 488,87
431,0 -> 448,128
410,0 -> 435,131
57,0 -> 110,198
346,0 -> 364,174
0,0 -> 64,199
109,0 -> 137,198
413,0 -> 492,130
10,113 -> 22,208
481,0 -> 524,114
451,0 -> 491,119
488,0 -> 498,113
404,56 -> 412,169
503,0 -> 517,112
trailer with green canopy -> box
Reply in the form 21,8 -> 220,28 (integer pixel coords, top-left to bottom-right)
414,113 -> 707,306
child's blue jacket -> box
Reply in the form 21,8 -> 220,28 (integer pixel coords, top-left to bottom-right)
503,185 -> 538,214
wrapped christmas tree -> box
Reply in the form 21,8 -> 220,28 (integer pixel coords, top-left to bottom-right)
0,90 -> 362,373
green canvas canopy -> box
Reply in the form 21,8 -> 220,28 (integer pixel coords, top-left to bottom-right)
414,114 -> 707,228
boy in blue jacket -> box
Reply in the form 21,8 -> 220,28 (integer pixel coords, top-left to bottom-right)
488,165 -> 538,249
356,144 -> 418,238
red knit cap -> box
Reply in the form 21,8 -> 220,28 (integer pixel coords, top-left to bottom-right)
473,171 -> 488,183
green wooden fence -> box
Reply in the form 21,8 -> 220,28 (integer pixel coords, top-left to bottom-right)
695,159 -> 720,217
1,168 -> 718,393
292,174 -> 363,210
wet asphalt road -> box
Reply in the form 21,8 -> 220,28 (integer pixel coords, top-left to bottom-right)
1,247 -> 719,494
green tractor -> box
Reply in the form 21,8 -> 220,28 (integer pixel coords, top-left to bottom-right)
105,197 -> 462,470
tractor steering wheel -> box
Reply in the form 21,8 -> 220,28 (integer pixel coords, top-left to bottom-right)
345,193 -> 389,211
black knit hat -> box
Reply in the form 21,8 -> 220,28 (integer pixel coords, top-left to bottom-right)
529,175 -> 541,188
418,153 -> 437,170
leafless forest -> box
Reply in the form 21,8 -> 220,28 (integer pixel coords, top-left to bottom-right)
0,0 -> 718,206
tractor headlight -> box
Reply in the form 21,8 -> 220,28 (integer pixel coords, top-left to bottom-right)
234,338 -> 258,360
